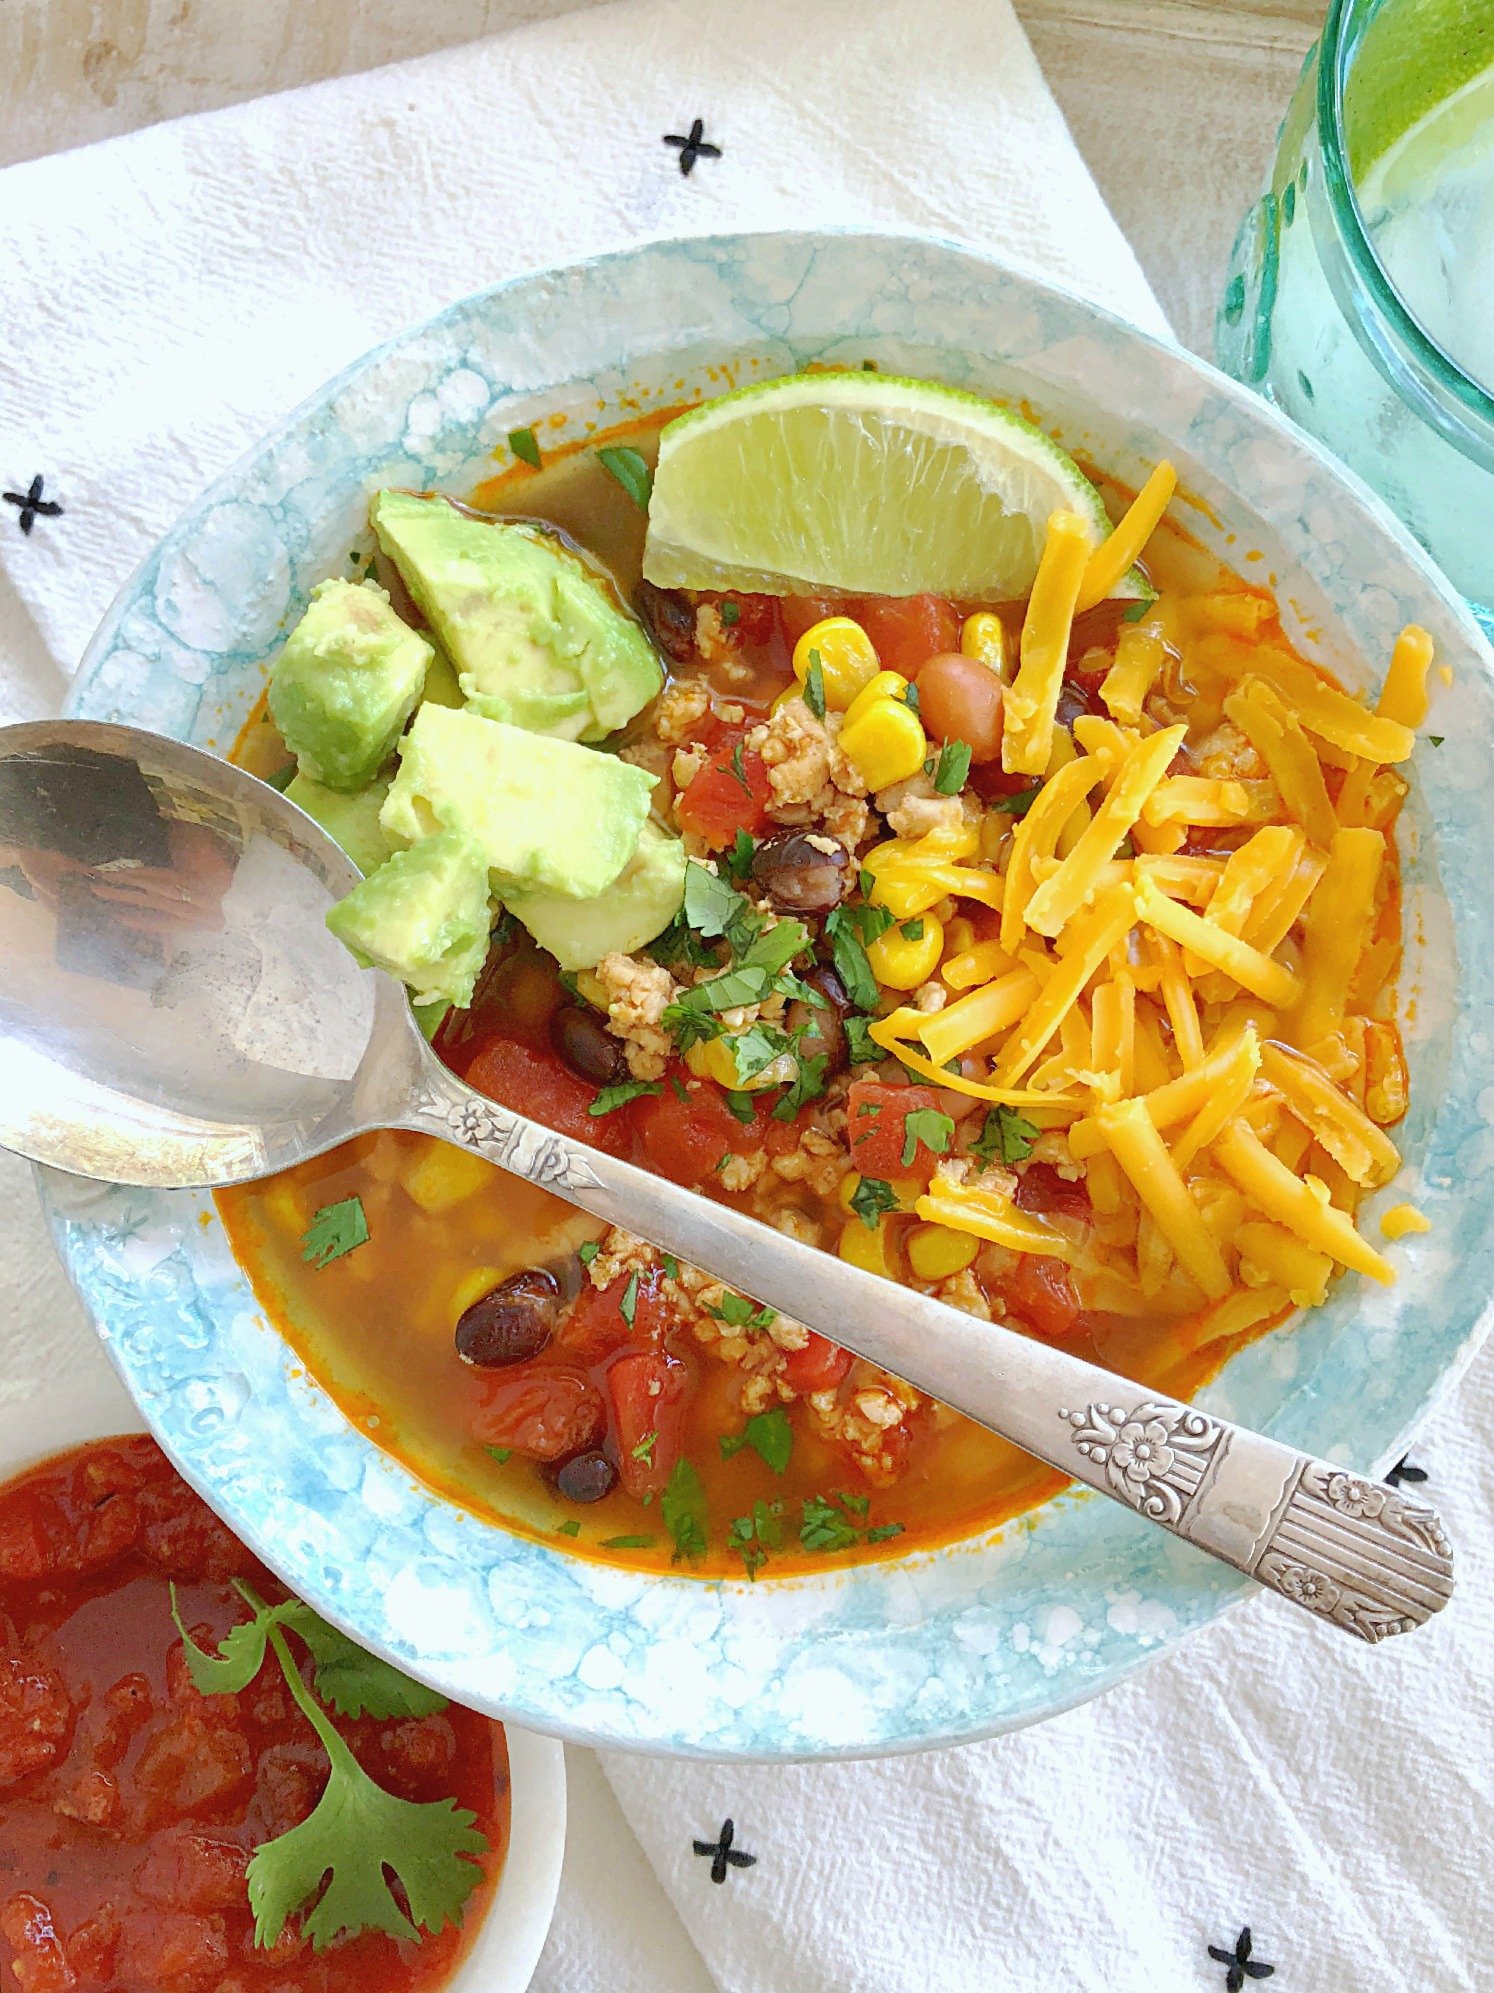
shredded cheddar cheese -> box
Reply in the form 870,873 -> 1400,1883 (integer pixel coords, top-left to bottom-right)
1003,511 -> 1093,776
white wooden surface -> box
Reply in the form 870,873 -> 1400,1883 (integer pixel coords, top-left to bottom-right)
2,0 -> 1321,353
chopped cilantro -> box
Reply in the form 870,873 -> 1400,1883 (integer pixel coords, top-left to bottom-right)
901,1107 -> 956,1168
630,1430 -> 658,1465
556,1519 -> 581,1537
824,902 -> 895,1010
866,1522 -> 906,1544
507,425 -> 542,469
171,1584 -> 483,1948
719,599 -> 741,627
485,1446 -> 512,1464
670,1074 -> 690,1102
804,650 -> 827,720
661,1254 -> 680,1280
589,1078 -> 660,1117
661,1458 -> 708,1562
901,680 -> 921,716
843,1015 -> 881,1065
578,1239 -> 600,1266
705,1292 -> 776,1331
932,740 -> 973,794
683,858 -> 750,940
727,1023 -> 792,1085
836,1490 -> 871,1517
722,1088 -> 758,1125
858,866 -> 876,897
300,1196 -> 369,1269
799,1493 -> 860,1553
728,1498 -> 784,1579
728,739 -> 751,795
597,444 -> 652,508
989,786 -> 1042,816
601,1534 -> 655,1550
719,1406 -> 793,1473
265,762 -> 297,792
724,829 -> 757,882
1428,735 -> 1444,746
850,1176 -> 899,1229
901,918 -> 925,941
1121,598 -> 1150,622
770,1052 -> 829,1121
619,1270 -> 641,1329
972,1104 -> 1041,1165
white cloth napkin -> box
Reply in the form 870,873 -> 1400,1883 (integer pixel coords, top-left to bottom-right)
0,4 -> 1489,1991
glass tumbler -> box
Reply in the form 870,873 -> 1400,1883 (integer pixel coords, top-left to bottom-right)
1217,0 -> 1494,634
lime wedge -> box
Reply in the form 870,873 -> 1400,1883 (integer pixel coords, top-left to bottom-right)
641,372 -> 1134,602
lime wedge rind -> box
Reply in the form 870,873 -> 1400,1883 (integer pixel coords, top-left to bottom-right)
642,371 -> 1148,604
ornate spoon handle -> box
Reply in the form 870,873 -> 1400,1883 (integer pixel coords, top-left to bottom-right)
399,1061 -> 1453,1641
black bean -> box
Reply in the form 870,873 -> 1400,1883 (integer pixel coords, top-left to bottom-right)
636,580 -> 698,665
455,1269 -> 561,1368
550,1004 -> 625,1085
1055,679 -> 1096,733
750,830 -> 850,913
553,1450 -> 617,1503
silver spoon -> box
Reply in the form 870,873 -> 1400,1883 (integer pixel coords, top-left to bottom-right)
0,718 -> 1452,1640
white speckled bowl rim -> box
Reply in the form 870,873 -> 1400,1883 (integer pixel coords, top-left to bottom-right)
41,228 -> 1494,1761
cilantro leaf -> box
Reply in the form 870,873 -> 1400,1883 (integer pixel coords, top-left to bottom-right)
866,1522 -> 906,1544
972,1104 -> 1041,1165
850,1175 -> 899,1229
799,1494 -> 860,1553
836,1489 -> 871,1517
507,425 -> 541,469
601,1533 -> 656,1550
597,445 -> 652,508
843,1015 -> 881,1065
1428,735 -> 1444,746
1121,598 -> 1150,623
556,1519 -> 580,1536
485,1445 -> 512,1463
728,1498 -> 784,1578
901,680 -> 921,717
901,918 -> 924,941
300,1196 -> 369,1270
589,1078 -> 660,1117
901,1107 -> 956,1169
728,740 -> 751,795
170,1583 -> 273,1695
722,1088 -> 758,1125
718,599 -> 741,627
824,903 -> 893,1010
278,1602 -> 447,1721
266,762 -> 297,792
619,1270 -> 641,1329
719,1407 -> 793,1473
661,1254 -> 680,1279
771,1052 -> 829,1121
724,829 -> 757,882
727,1024 -> 791,1084
683,860 -> 749,940
705,1291 -> 776,1330
804,651 -> 827,720
932,740 -> 973,794
577,1240 -> 600,1265
661,1458 -> 708,1562
989,786 -> 1042,816
740,917 -> 810,976
630,1430 -> 657,1464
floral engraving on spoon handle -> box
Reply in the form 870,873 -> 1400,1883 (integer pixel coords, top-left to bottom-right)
1061,1401 -> 1453,1641
412,1077 -> 604,1196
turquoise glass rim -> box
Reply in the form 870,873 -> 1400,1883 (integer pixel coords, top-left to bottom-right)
40,227 -> 1494,1759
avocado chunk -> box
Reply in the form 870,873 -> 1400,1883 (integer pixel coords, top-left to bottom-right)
269,579 -> 432,791
369,491 -> 662,742
381,703 -> 655,900
285,772 -> 392,876
326,828 -> 493,1008
508,821 -> 686,971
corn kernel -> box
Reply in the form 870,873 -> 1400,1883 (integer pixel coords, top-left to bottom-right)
838,1216 -> 896,1278
867,911 -> 944,990
907,1222 -> 980,1280
404,1142 -> 495,1214
843,669 -> 910,730
685,1038 -> 740,1088
451,1266 -> 508,1318
943,916 -> 977,956
792,616 -> 880,710
960,611 -> 1008,674
840,696 -> 928,789
1380,1202 -> 1431,1241
771,682 -> 802,714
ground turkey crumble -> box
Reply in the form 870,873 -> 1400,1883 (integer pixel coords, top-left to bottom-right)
593,953 -> 679,1081
744,697 -> 870,851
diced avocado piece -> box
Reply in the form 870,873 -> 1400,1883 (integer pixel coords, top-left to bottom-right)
285,772 -> 392,876
326,828 -> 492,1008
381,703 -> 655,900
420,646 -> 466,710
369,491 -> 662,742
269,578 -> 432,791
508,821 -> 686,971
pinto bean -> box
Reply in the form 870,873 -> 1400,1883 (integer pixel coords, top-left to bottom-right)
750,830 -> 850,913
455,1269 -> 562,1368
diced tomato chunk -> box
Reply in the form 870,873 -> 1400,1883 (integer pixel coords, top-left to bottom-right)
461,1038 -> 634,1155
470,1363 -> 605,1461
134,1474 -> 244,1582
1004,1254 -> 1081,1338
1014,1162 -> 1092,1225
0,1655 -> 71,1789
607,1351 -> 691,1499
132,1710 -> 254,1827
853,594 -> 961,676
114,1907 -> 228,1993
712,592 -> 779,645
633,1074 -> 766,1188
0,1894 -> 75,1993
132,1830 -> 248,1914
556,1270 -> 672,1362
846,1081 -> 945,1182
778,593 -> 845,646
779,1332 -> 853,1396
675,745 -> 774,848
375,1714 -> 458,1800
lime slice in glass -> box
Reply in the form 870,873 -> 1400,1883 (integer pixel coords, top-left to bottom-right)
641,371 -> 1137,602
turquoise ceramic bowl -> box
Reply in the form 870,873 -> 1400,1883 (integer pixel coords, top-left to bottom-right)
44,230 -> 1494,1759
